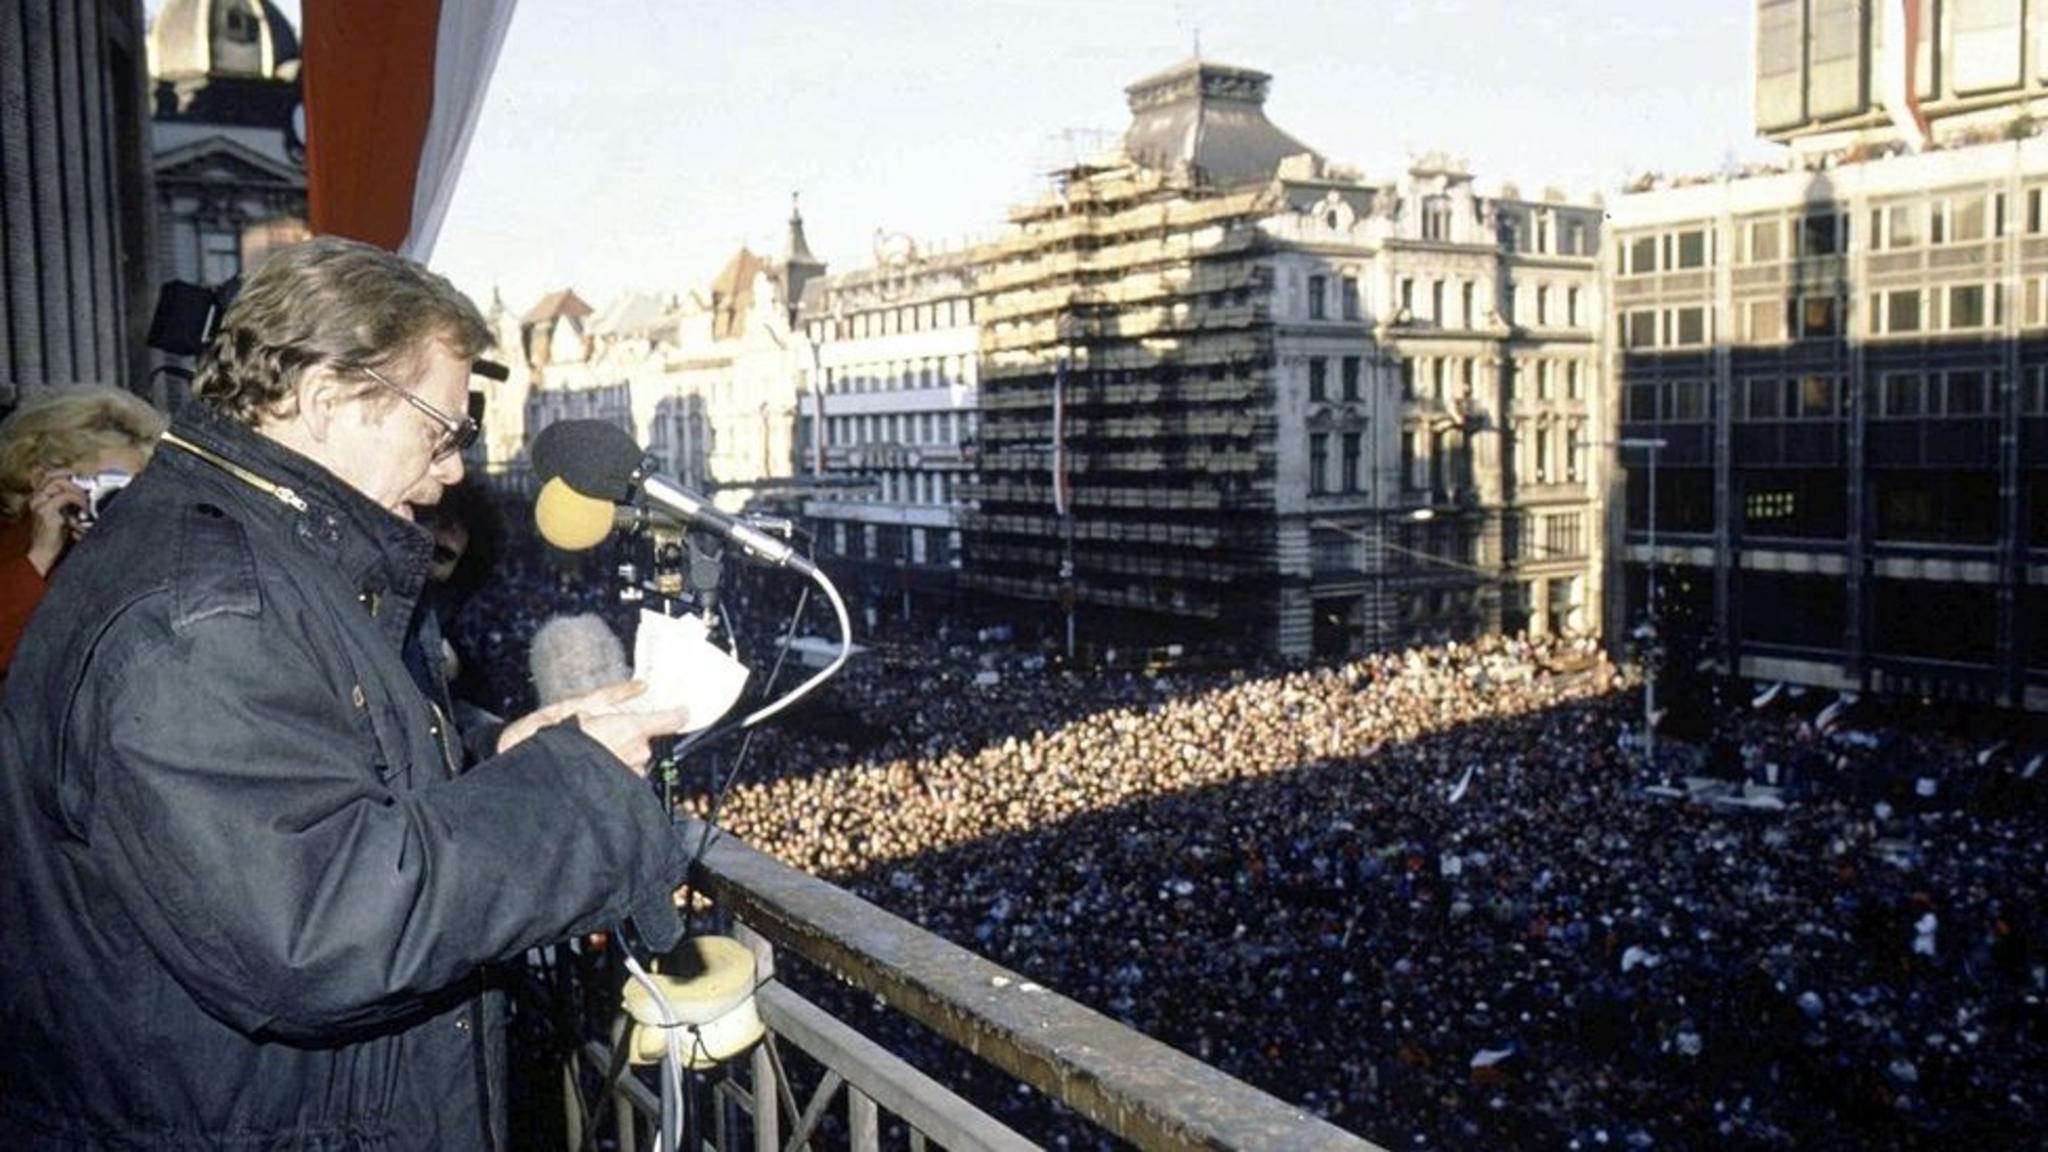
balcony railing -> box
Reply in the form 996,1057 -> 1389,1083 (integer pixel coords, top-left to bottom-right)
573,815 -> 1385,1151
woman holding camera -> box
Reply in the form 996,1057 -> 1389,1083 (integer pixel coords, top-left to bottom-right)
0,386 -> 168,678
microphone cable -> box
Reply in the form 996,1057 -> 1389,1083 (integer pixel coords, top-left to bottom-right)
658,531 -> 852,930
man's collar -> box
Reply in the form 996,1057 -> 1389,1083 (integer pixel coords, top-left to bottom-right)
165,403 -> 435,608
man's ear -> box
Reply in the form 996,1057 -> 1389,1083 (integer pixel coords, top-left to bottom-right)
295,367 -> 350,443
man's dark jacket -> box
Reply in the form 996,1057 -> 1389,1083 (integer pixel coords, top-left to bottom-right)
0,406 -> 688,1149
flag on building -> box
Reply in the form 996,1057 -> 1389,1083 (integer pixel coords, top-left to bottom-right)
1052,358 -> 1071,518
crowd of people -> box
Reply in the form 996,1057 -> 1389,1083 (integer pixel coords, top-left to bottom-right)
437,541 -> 2046,1151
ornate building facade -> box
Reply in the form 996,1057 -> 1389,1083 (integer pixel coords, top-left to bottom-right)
796,240 -> 983,620
963,58 -> 1604,658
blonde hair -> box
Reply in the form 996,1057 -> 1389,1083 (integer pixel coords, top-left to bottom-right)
0,386 -> 168,523
192,235 -> 494,425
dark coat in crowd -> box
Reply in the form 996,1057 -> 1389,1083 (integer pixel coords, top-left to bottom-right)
0,407 -> 687,1150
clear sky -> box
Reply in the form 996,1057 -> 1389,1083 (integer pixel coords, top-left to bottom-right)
192,1 -> 1777,315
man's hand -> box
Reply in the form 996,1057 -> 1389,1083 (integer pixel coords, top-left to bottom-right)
497,680 -> 691,777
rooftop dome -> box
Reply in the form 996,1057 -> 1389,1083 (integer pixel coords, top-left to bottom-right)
148,0 -> 300,82
1121,58 -> 1321,187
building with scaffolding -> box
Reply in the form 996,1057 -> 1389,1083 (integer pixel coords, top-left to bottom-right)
963,57 -> 1604,658
1606,1 -> 2048,712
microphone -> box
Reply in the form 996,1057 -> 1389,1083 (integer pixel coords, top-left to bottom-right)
529,613 -> 630,707
531,420 -> 813,573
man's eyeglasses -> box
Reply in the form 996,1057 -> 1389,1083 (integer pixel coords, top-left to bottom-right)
356,365 -> 479,462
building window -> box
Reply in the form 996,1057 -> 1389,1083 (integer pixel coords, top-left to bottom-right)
1881,289 -> 1923,334
1399,358 -> 1416,398
1566,286 -> 1581,327
1342,277 -> 1361,320
1308,275 -> 1327,320
224,5 -> 261,42
1625,310 -> 1657,348
1668,378 -> 1708,421
1566,425 -> 1586,482
1341,356 -> 1361,401
1743,376 -> 1786,420
1461,281 -> 1476,328
1874,203 -> 1921,249
1796,374 -> 1837,418
1431,280 -> 1446,324
1423,196 -> 1452,241
1801,212 -> 1844,256
1947,283 -> 1993,329
1800,296 -> 1839,338
1674,229 -> 1708,268
1341,432 -> 1362,493
2025,364 -> 2048,413
1545,512 -> 1583,557
1309,433 -> 1329,495
1745,218 -> 1782,263
1566,219 -> 1587,256
200,231 -> 240,286
1876,372 -> 1924,418
1933,196 -> 1989,244
1536,286 -> 1550,325
1746,298 -> 1787,343
1566,360 -> 1584,400
1400,277 -> 1415,315
1627,235 -> 1657,275
1309,357 -> 1328,401
1942,370 -> 1989,416
1670,306 -> 1707,346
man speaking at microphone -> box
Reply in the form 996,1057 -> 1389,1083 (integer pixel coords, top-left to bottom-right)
0,236 -> 690,1151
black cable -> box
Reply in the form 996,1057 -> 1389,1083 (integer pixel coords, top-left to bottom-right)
677,580 -> 816,934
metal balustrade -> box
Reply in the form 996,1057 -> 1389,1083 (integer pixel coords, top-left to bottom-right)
568,815 -> 1385,1152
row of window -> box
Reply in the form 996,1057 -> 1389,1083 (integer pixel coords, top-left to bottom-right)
1623,278 -> 2048,346
1496,207 -> 1593,257
822,522 -> 965,567
1502,511 -> 1587,560
1306,430 -> 1367,495
1624,367 -> 2048,423
1307,355 -> 1364,402
806,298 -> 975,343
1396,423 -> 1588,492
825,410 -> 976,447
1305,275 -> 1364,322
818,356 -> 972,395
1623,187 -> 2048,277
1620,305 -> 1711,349
1510,419 -> 1590,487
1397,356 -> 1591,404
1395,276 -> 1586,329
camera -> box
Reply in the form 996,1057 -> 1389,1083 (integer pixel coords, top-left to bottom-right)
67,469 -> 133,525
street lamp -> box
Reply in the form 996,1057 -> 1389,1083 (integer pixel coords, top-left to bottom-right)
1610,436 -> 1668,776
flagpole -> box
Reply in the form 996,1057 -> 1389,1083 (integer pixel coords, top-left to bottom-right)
1055,356 -> 1077,662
